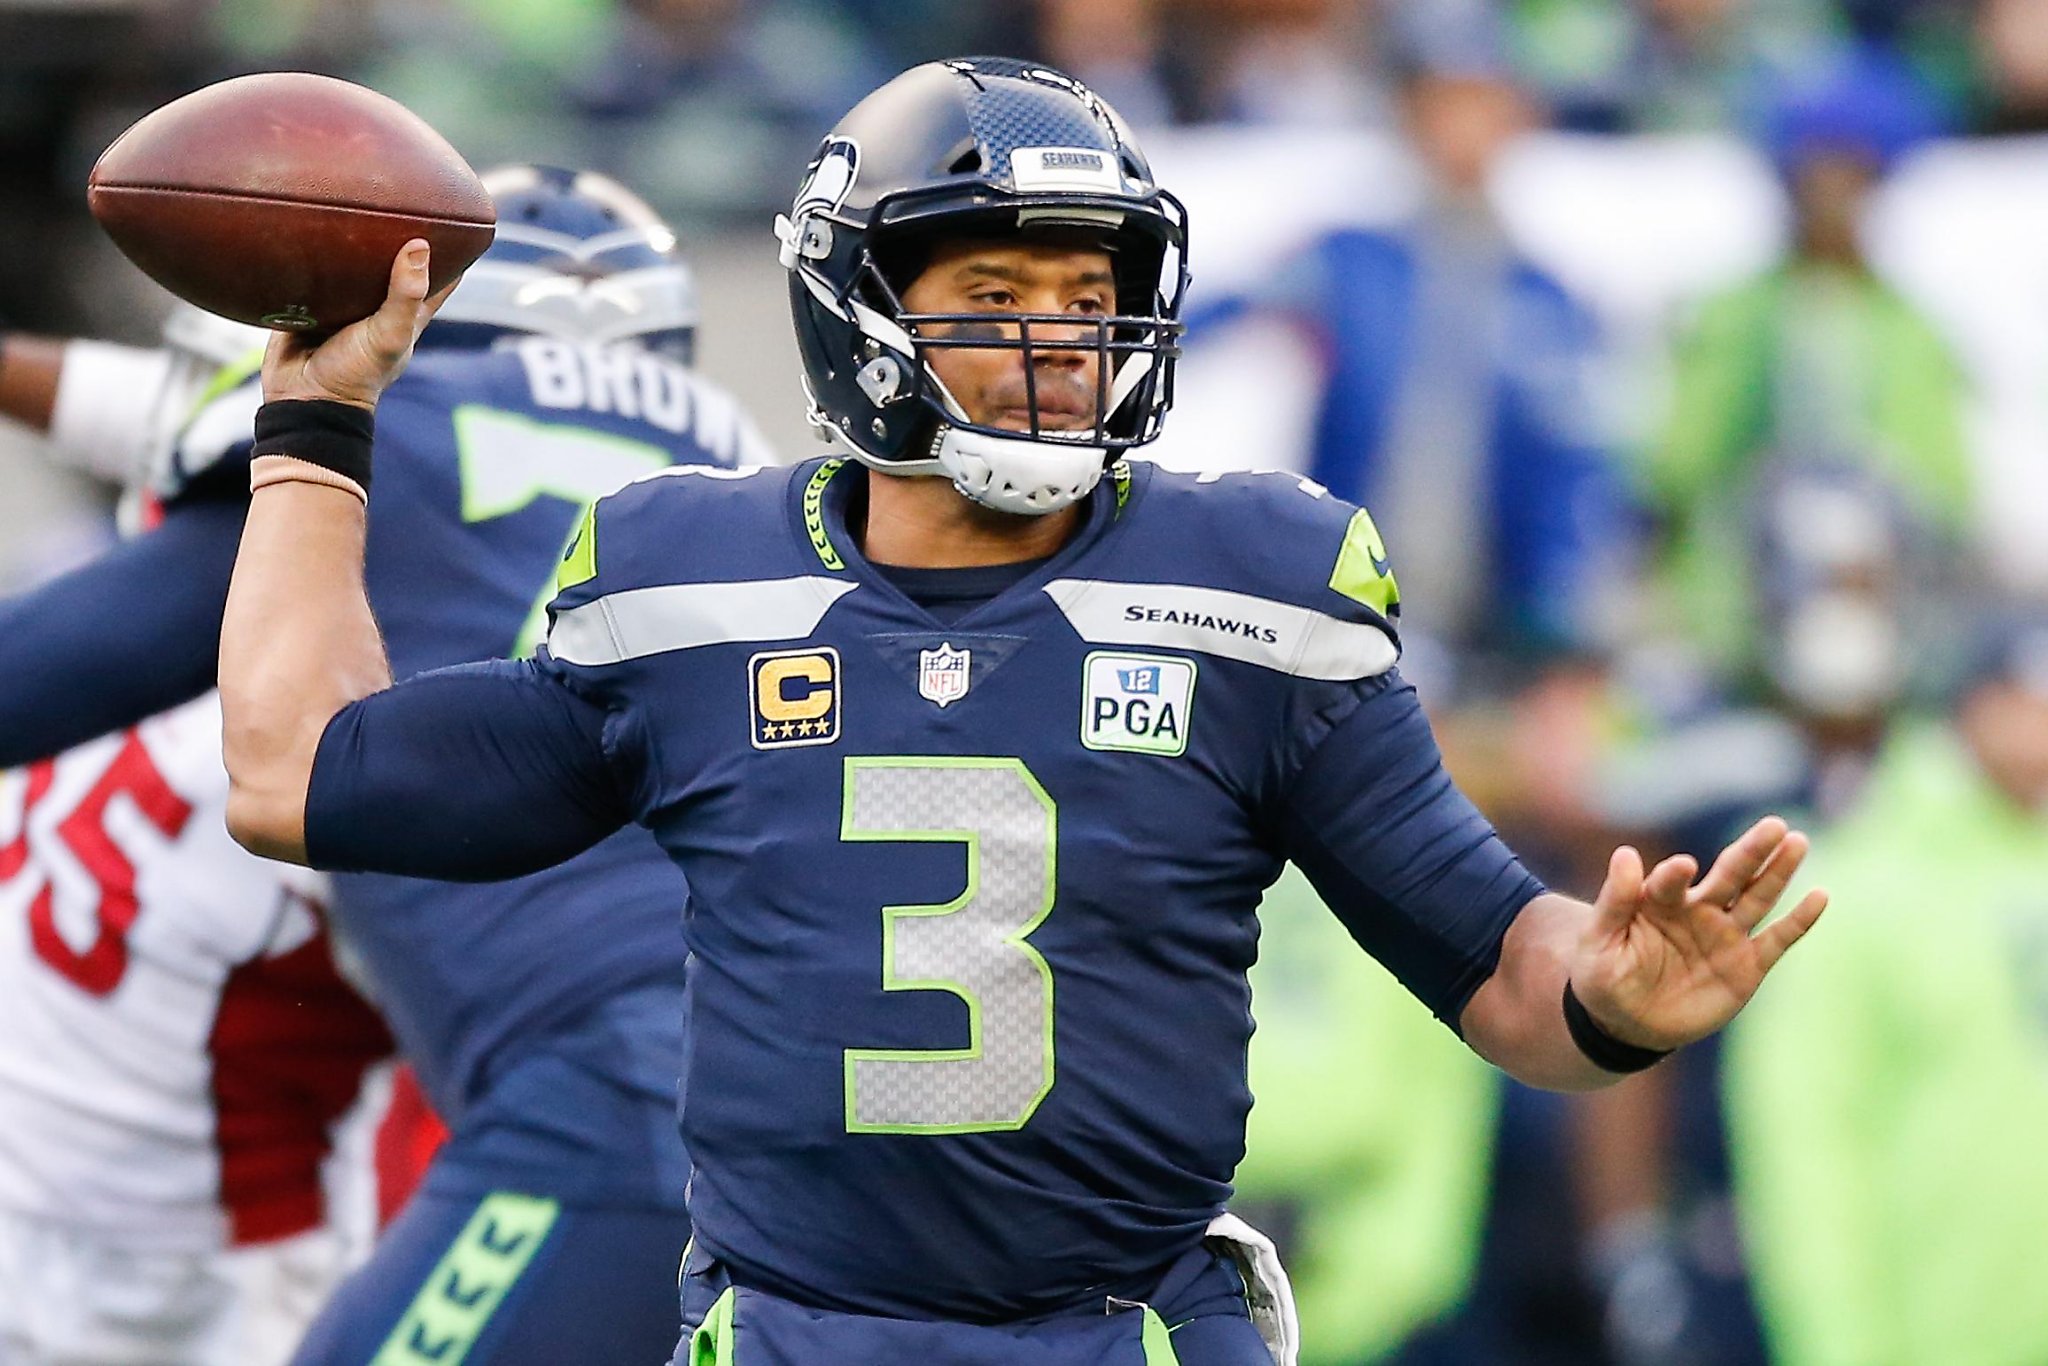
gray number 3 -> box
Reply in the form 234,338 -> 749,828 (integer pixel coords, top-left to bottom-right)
840,757 -> 1057,1134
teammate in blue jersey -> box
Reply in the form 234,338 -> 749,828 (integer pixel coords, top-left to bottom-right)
217,61 -> 1827,1365
0,166 -> 774,1363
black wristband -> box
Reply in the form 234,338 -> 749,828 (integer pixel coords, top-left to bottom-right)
251,399 -> 374,492
1563,982 -> 1672,1074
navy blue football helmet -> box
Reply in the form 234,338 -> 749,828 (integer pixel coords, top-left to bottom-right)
778,58 -> 1189,515
432,165 -> 697,363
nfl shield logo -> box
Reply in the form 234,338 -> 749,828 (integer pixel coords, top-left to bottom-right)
918,643 -> 972,708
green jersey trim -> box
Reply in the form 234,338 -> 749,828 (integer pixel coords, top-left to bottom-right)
688,1288 -> 739,1366
1144,1307 -> 1180,1363
369,1192 -> 560,1366
803,458 -> 849,571
1328,507 -> 1400,617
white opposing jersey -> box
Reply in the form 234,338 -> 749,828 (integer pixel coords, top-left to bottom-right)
0,693 -> 391,1250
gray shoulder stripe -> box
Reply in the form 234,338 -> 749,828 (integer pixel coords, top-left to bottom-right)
1044,579 -> 1396,680
548,577 -> 856,666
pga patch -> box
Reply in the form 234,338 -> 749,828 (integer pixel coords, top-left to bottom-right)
750,647 -> 841,749
1081,652 -> 1196,757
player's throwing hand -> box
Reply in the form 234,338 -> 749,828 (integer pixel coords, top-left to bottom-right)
1569,816 -> 1828,1052
262,240 -> 448,410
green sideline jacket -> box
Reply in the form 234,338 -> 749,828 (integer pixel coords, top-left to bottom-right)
1724,724 -> 2048,1366
1649,265 -> 1971,679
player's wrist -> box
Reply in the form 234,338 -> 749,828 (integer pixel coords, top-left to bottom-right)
1562,981 -> 1673,1074
250,399 -> 374,504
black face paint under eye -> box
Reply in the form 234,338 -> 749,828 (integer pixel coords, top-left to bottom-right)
927,319 -> 1012,342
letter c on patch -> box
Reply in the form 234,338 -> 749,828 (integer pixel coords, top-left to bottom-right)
757,655 -> 835,721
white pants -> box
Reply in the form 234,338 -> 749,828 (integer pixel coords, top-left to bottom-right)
0,1212 -> 347,1366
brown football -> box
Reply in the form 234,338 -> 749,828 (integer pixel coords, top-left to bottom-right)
88,72 -> 496,333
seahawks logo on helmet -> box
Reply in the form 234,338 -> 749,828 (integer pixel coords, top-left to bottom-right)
794,137 -> 860,219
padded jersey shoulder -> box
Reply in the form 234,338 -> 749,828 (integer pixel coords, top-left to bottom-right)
549,458 -> 820,612
1111,461 -> 1401,638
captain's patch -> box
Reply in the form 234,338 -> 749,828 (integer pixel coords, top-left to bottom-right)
750,647 -> 841,749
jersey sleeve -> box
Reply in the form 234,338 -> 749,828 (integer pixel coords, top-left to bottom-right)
304,657 -> 635,880
1275,669 -> 1545,1032
0,493 -> 244,768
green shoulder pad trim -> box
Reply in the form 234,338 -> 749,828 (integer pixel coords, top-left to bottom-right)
804,459 -> 849,571
557,501 -> 599,593
370,1192 -> 559,1366
1329,506 -> 1400,617
690,1287 -> 739,1366
182,348 -> 265,430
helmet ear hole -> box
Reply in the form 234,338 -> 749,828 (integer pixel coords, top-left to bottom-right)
943,141 -> 984,176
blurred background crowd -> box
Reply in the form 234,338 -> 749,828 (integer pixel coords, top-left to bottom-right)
5,0 -> 2048,1363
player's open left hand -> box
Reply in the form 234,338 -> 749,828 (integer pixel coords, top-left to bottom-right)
262,240 -> 452,410
1569,816 -> 1827,1052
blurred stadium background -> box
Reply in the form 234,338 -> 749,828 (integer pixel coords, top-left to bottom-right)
5,1 -> 2048,1363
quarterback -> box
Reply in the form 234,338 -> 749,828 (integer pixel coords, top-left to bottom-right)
218,60 -> 1825,1364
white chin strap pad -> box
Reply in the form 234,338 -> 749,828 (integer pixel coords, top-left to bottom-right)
934,428 -> 1109,517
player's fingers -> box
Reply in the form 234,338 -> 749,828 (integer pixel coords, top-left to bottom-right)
1754,888 -> 1828,972
388,238 -> 431,304
1728,832 -> 1808,932
258,326 -> 318,401
1593,845 -> 1644,935
1640,852 -> 1697,914
360,241 -> 433,356
1691,815 -> 1789,908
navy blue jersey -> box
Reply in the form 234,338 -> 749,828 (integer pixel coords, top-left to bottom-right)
482,457 -> 1537,1315
181,339 -> 773,1167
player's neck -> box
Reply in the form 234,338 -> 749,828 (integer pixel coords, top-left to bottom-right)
860,469 -> 1082,569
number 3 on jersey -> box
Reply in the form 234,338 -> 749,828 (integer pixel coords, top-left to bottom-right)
841,757 -> 1057,1135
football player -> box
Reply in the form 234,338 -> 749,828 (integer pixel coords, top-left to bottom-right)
0,694 -> 391,1366
0,309 -> 391,1366
218,62 -> 1827,1365
0,166 -> 774,1364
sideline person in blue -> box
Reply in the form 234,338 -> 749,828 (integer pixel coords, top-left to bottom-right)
1188,3 -> 1628,673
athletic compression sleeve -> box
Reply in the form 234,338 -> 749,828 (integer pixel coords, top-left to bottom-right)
1279,669 -> 1546,1031
0,493 -> 244,767
305,658 -> 633,881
